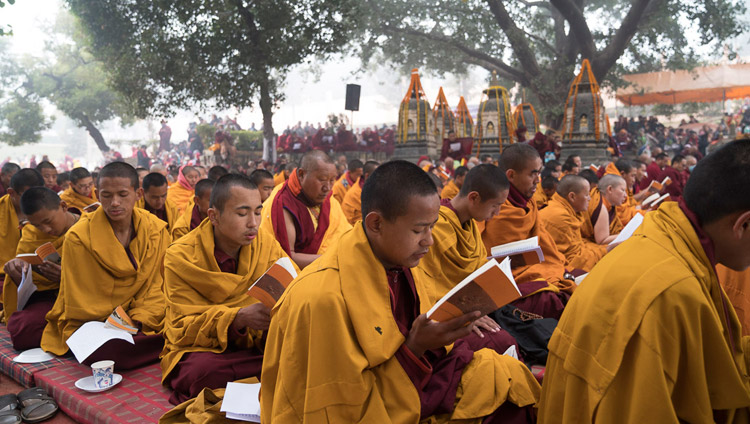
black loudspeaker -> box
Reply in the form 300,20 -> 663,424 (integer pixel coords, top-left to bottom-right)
345,84 -> 361,111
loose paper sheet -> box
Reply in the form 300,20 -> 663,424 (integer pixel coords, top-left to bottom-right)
66,321 -> 135,363
221,382 -> 261,422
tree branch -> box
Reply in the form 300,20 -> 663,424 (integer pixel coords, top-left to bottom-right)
464,58 -> 527,83
523,29 -> 558,55
549,0 -> 595,59
485,0 -> 541,76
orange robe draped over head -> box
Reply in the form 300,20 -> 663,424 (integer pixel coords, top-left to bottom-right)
440,180 -> 460,201
0,194 -> 21,279
60,187 -> 98,212
41,207 -> 170,355
341,177 -> 364,225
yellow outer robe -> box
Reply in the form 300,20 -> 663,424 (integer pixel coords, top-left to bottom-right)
418,205 -> 487,299
260,224 -> 540,423
580,187 -> 623,243
41,207 -> 170,355
538,202 -> 750,423
539,193 -> 607,272
60,187 -> 98,212
160,219 -> 291,383
532,182 -> 553,210
341,178 -> 363,225
2,224 -> 62,322
170,199 -> 196,241
332,172 -> 354,204
273,172 -> 286,187
440,180 -> 460,200
135,198 -> 180,232
0,194 -> 21,279
166,183 -> 194,215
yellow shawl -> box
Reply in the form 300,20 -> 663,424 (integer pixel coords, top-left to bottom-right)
0,194 -> 20,279
136,198 -> 180,232
167,183 -> 194,215
60,187 -> 97,212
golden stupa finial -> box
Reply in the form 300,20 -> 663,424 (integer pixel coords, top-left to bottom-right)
490,70 -> 498,87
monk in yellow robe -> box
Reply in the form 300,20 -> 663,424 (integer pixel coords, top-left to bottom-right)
539,176 -> 607,272
3,187 -> 81,350
248,169 -> 275,203
136,172 -> 180,232
580,174 -> 627,245
60,167 -> 99,212
272,164 -> 292,187
439,165 -> 468,200
36,161 -> 61,192
161,174 -> 293,404
262,160 -> 540,423
331,159 -> 362,203
482,144 -> 575,319
167,165 -> 200,214
171,179 -> 214,240
260,150 -> 351,269
538,140 -> 750,423
342,160 -> 379,224
603,159 -> 641,225
0,169 -> 45,281
533,173 -> 558,210
717,265 -> 750,336
41,162 -> 169,370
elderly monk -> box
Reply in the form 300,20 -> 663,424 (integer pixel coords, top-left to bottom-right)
249,169 -> 275,203
0,169 -> 45,280
36,161 -> 61,192
0,162 -> 21,197
539,176 -> 607,272
161,174 -> 293,404
331,159 -> 363,203
60,167 -> 98,212
482,144 -> 574,319
3,188 -> 80,350
538,139 -> 750,423
342,160 -> 379,224
171,179 -> 214,240
136,172 -> 180,231
440,165 -> 468,200
260,150 -> 351,269
262,160 -> 540,423
41,162 -> 168,369
167,165 -> 200,214
581,174 -> 627,245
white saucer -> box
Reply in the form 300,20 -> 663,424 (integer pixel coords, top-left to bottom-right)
74,373 -> 122,393
13,348 -> 55,364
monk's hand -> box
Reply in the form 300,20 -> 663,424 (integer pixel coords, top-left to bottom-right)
233,303 -> 271,332
472,315 -> 500,338
3,259 -> 27,284
405,311 -> 481,358
37,261 -> 62,283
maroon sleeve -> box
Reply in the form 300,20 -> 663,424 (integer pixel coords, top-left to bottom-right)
394,343 -> 433,391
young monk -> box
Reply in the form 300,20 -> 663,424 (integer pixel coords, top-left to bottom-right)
261,160 -> 540,422
601,159 -> 640,225
207,165 -> 228,182
533,171 -> 558,210
41,162 -> 169,369
36,161 -> 61,192
439,165 -> 468,200
161,174 -> 293,404
167,165 -> 200,214
272,164 -> 292,187
482,144 -> 574,319
60,167 -> 98,211
580,174 -> 628,245
248,169 -> 275,203
3,188 -> 80,350
539,175 -> 608,272
538,139 -> 750,423
342,160 -> 379,224
0,169 -> 45,279
171,178 -> 214,240
135,167 -> 149,188
136,172 -> 180,231
0,162 -> 20,197
260,150 -> 351,269
331,159 -> 363,203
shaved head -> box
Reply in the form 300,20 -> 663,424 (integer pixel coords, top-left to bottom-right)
500,143 -> 541,173
557,175 -> 588,197
210,174 -> 257,212
598,174 -> 625,191
300,150 -> 334,172
99,162 -> 138,189
362,160 -> 437,221
458,164 -> 509,199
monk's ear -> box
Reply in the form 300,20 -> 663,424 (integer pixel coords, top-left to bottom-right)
467,191 -> 481,204
731,210 -> 750,240
135,188 -> 143,201
364,211 -> 383,235
297,168 -> 305,180
59,200 -> 68,212
207,207 -> 219,225
505,168 -> 515,182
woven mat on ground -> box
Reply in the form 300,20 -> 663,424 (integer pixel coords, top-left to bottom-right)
34,362 -> 173,424
0,325 -> 73,387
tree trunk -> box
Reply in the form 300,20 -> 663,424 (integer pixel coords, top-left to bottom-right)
259,70 -> 276,163
80,114 -> 110,153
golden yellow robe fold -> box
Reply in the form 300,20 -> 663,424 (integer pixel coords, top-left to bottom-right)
0,194 -> 21,278
332,172 -> 354,204
538,202 -> 750,423
60,187 -> 97,212
136,198 -> 180,231
166,183 -> 193,215
170,199 -> 195,241
539,194 -> 607,272
717,265 -> 750,336
341,178 -> 363,225
261,224 -> 540,423
159,377 -> 259,424
532,182 -> 552,210
41,208 -> 170,355
440,180 -> 460,200
273,172 -> 285,187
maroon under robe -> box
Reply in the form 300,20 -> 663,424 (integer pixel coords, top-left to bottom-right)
7,290 -> 58,351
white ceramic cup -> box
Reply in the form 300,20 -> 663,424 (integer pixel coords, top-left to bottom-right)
91,360 -> 115,389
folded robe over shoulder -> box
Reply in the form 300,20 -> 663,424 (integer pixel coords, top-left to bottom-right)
59,187 -> 97,212
341,177 -> 364,225
160,218 -> 292,382
0,194 -> 21,279
717,264 -> 750,336
170,199 -> 197,241
440,180 -> 460,201
166,182 -> 193,215
136,198 -> 180,232
261,224 -> 540,423
41,207 -> 170,355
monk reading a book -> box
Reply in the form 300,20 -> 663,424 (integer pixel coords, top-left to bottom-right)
482,144 -> 574,319
171,179 -> 214,240
167,165 -> 200,214
3,187 -> 81,350
262,160 -> 540,423
249,169 -> 275,203
0,169 -> 45,281
440,165 -> 468,200
161,174 -> 293,404
331,159 -> 362,203
136,172 -> 180,232
342,160 -> 379,224
580,174 -> 627,245
538,140 -> 750,423
41,162 -> 169,369
60,167 -> 98,212
260,150 -> 350,269
539,175 -> 607,273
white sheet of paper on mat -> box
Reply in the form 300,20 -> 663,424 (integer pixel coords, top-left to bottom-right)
66,321 -> 134,363
221,382 -> 261,422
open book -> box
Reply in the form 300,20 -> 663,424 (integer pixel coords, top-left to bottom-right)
17,265 -> 37,311
247,257 -> 297,309
609,213 -> 644,246
105,305 -> 138,335
16,242 -> 61,266
220,382 -> 261,422
83,202 -> 101,212
589,164 -> 599,172
646,176 -> 671,192
642,192 -> 670,208
427,257 -> 521,322
488,236 -> 544,267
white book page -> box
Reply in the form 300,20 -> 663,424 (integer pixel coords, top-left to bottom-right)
490,236 -> 538,257
426,259 -> 499,318
610,213 -> 644,246
16,265 -> 37,311
221,382 -> 261,422
66,321 -> 135,363
276,257 -> 298,279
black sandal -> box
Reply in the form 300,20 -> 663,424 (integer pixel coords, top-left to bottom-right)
0,394 -> 21,424
15,388 -> 57,424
